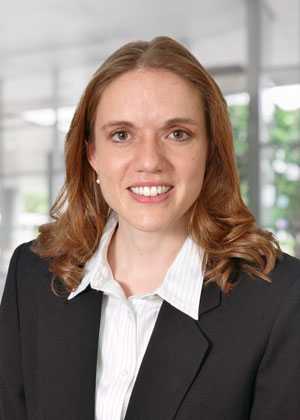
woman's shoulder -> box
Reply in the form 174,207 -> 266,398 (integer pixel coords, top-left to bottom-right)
10,240 -> 50,268
204,252 -> 300,348
6,241 -> 51,282
2,241 -> 66,318
5,240 -> 53,299
275,251 -> 300,269
269,252 -> 300,289
226,252 -> 300,313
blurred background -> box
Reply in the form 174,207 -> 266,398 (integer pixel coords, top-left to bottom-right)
0,0 -> 299,297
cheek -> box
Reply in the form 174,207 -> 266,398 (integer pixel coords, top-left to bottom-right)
97,145 -> 116,174
183,156 -> 207,196
185,153 -> 207,179
98,147 -> 130,183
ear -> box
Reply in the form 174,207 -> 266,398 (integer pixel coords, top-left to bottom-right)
85,139 -> 99,172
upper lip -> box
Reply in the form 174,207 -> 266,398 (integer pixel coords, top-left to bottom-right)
128,182 -> 173,188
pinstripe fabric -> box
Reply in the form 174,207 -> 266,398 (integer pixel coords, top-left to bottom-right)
68,211 -> 204,420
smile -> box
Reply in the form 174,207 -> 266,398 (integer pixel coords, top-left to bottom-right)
129,185 -> 172,197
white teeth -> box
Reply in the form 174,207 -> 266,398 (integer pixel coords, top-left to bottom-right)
150,186 -> 156,196
130,185 -> 172,196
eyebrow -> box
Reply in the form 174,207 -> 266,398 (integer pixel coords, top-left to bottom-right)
101,117 -> 200,131
164,118 -> 200,127
101,121 -> 135,130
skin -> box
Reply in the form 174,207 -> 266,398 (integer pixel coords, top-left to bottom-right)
87,69 -> 208,297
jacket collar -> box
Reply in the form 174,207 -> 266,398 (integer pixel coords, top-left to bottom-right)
39,279 -> 220,420
125,282 -> 221,420
38,286 -> 103,420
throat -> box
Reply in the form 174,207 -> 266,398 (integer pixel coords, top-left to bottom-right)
107,226 -> 188,298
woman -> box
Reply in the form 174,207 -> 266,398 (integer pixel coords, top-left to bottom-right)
0,36 -> 300,420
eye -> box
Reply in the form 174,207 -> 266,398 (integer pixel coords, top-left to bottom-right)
111,131 -> 131,142
168,130 -> 190,141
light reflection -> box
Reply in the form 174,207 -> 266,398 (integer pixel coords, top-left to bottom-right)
262,84 -> 300,123
22,106 -> 75,132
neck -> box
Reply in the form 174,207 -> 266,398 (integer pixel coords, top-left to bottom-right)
107,219 -> 188,297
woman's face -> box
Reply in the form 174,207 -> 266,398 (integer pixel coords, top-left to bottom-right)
88,68 -> 208,234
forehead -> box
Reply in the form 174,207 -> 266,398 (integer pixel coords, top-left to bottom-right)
95,69 -> 204,123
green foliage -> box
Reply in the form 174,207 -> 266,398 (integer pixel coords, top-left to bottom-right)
228,104 -> 249,205
229,102 -> 300,257
23,191 -> 48,215
270,107 -> 300,144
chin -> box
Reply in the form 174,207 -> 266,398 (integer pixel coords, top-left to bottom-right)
133,221 -> 167,233
128,215 -> 171,233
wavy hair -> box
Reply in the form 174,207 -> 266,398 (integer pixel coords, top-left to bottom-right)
32,36 -> 281,295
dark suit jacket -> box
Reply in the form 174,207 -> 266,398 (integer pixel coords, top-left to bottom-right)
0,242 -> 300,420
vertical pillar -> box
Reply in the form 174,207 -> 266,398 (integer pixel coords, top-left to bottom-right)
0,79 -> 4,280
48,68 -> 64,218
247,0 -> 273,225
247,0 -> 262,223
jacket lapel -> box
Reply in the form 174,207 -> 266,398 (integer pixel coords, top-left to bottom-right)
125,283 -> 221,420
38,286 -> 103,420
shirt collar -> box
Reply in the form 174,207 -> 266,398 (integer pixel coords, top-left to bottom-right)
68,211 -> 118,300
155,236 -> 203,320
68,211 -> 203,320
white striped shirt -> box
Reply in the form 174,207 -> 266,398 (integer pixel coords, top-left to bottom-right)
68,211 -> 204,420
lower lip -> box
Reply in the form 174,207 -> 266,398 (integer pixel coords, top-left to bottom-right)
128,187 -> 174,204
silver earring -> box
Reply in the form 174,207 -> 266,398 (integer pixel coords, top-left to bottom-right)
96,177 -> 100,184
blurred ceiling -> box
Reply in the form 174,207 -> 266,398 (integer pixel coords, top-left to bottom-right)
0,0 -> 299,110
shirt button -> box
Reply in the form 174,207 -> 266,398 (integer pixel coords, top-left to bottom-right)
121,369 -> 129,377
127,311 -> 132,319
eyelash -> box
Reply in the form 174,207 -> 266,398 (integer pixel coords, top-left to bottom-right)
110,129 -> 191,143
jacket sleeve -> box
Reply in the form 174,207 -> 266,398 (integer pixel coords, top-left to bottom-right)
0,245 -> 28,420
250,272 -> 300,419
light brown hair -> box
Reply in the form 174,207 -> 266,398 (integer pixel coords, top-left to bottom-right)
33,36 -> 281,295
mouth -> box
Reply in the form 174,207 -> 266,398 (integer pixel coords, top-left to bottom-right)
129,185 -> 173,197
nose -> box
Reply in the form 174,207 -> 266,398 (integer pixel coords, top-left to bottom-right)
134,134 -> 166,173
